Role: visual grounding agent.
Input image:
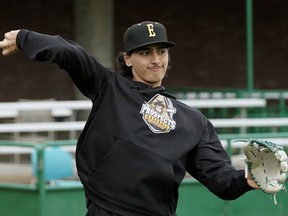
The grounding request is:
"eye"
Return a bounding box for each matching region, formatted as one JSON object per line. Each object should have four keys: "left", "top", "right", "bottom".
{"left": 158, "top": 48, "right": 168, "bottom": 55}
{"left": 139, "top": 50, "right": 150, "bottom": 56}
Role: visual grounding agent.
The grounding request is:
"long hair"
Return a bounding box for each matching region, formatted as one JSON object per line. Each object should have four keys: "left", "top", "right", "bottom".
{"left": 116, "top": 52, "right": 133, "bottom": 78}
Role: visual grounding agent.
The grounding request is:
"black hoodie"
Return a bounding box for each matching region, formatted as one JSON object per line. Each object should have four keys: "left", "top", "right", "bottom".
{"left": 17, "top": 30, "right": 252, "bottom": 216}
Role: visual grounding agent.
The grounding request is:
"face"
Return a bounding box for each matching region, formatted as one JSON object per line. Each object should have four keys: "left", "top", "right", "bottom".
{"left": 124, "top": 44, "right": 169, "bottom": 87}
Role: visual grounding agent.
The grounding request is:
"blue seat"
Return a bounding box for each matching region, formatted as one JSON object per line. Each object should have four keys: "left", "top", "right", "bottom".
{"left": 32, "top": 147, "right": 74, "bottom": 182}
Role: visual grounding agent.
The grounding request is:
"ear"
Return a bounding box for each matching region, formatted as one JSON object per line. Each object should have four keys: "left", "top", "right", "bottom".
{"left": 123, "top": 53, "right": 132, "bottom": 67}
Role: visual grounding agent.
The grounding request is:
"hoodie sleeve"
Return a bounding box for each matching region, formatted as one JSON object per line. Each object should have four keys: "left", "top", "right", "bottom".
{"left": 16, "top": 29, "right": 113, "bottom": 100}
{"left": 186, "top": 120, "right": 253, "bottom": 200}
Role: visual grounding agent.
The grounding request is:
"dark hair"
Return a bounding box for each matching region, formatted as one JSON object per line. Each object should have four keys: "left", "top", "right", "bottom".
{"left": 116, "top": 52, "right": 133, "bottom": 78}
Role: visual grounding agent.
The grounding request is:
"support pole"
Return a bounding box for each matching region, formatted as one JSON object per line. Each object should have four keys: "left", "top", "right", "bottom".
{"left": 246, "top": 0, "right": 254, "bottom": 94}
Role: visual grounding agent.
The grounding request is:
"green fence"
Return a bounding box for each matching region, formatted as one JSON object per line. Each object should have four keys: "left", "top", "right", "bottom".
{"left": 0, "top": 137, "right": 287, "bottom": 216}
{"left": 0, "top": 140, "right": 86, "bottom": 216}
{"left": 168, "top": 88, "right": 288, "bottom": 119}
{"left": 178, "top": 178, "right": 288, "bottom": 216}
{"left": 0, "top": 184, "right": 86, "bottom": 216}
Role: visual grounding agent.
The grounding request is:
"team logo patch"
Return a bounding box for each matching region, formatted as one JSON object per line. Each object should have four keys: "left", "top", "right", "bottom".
{"left": 140, "top": 94, "right": 176, "bottom": 134}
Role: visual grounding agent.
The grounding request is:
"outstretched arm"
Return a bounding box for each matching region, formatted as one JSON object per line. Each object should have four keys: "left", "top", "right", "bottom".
{"left": 0, "top": 30, "right": 20, "bottom": 56}
{"left": 0, "top": 29, "right": 113, "bottom": 100}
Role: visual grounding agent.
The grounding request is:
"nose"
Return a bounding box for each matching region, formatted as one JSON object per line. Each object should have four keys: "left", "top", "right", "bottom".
{"left": 151, "top": 51, "right": 161, "bottom": 64}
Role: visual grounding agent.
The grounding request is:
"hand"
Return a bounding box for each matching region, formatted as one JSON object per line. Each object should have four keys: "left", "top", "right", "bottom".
{"left": 247, "top": 178, "right": 260, "bottom": 189}
{"left": 0, "top": 30, "right": 20, "bottom": 56}
{"left": 245, "top": 168, "right": 260, "bottom": 189}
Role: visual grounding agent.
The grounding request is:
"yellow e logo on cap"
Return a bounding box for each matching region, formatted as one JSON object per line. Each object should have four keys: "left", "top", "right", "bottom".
{"left": 146, "top": 24, "right": 156, "bottom": 37}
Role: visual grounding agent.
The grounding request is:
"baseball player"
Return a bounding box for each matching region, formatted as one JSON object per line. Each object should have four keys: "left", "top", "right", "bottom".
{"left": 0, "top": 21, "right": 259, "bottom": 216}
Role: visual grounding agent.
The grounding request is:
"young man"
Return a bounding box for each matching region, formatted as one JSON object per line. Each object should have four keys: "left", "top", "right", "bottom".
{"left": 0, "top": 21, "right": 258, "bottom": 216}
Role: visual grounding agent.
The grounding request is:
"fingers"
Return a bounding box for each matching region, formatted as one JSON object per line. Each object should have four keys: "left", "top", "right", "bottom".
{"left": 0, "top": 39, "right": 9, "bottom": 56}
{"left": 0, "top": 39, "right": 14, "bottom": 56}
{"left": 247, "top": 179, "right": 260, "bottom": 189}
{"left": 0, "top": 30, "right": 20, "bottom": 56}
{"left": 0, "top": 38, "right": 7, "bottom": 49}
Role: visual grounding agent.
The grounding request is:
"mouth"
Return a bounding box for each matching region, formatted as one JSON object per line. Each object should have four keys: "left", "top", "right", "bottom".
{"left": 148, "top": 66, "right": 163, "bottom": 72}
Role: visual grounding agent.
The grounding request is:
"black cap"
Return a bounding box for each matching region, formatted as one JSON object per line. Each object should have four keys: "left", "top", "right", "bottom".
{"left": 123, "top": 21, "right": 175, "bottom": 53}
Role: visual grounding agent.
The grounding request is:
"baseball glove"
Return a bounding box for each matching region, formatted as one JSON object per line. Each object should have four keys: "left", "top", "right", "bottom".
{"left": 240, "top": 139, "right": 288, "bottom": 204}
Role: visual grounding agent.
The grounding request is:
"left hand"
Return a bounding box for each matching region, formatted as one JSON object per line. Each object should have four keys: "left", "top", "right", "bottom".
{"left": 246, "top": 168, "right": 260, "bottom": 189}
{"left": 247, "top": 178, "right": 260, "bottom": 189}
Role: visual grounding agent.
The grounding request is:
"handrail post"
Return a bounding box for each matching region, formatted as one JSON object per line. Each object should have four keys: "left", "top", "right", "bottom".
{"left": 36, "top": 145, "right": 46, "bottom": 216}
{"left": 246, "top": 0, "right": 254, "bottom": 94}
{"left": 227, "top": 138, "right": 233, "bottom": 156}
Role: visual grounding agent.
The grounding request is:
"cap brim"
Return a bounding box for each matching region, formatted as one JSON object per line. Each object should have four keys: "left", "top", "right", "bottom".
{"left": 128, "top": 41, "right": 175, "bottom": 53}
